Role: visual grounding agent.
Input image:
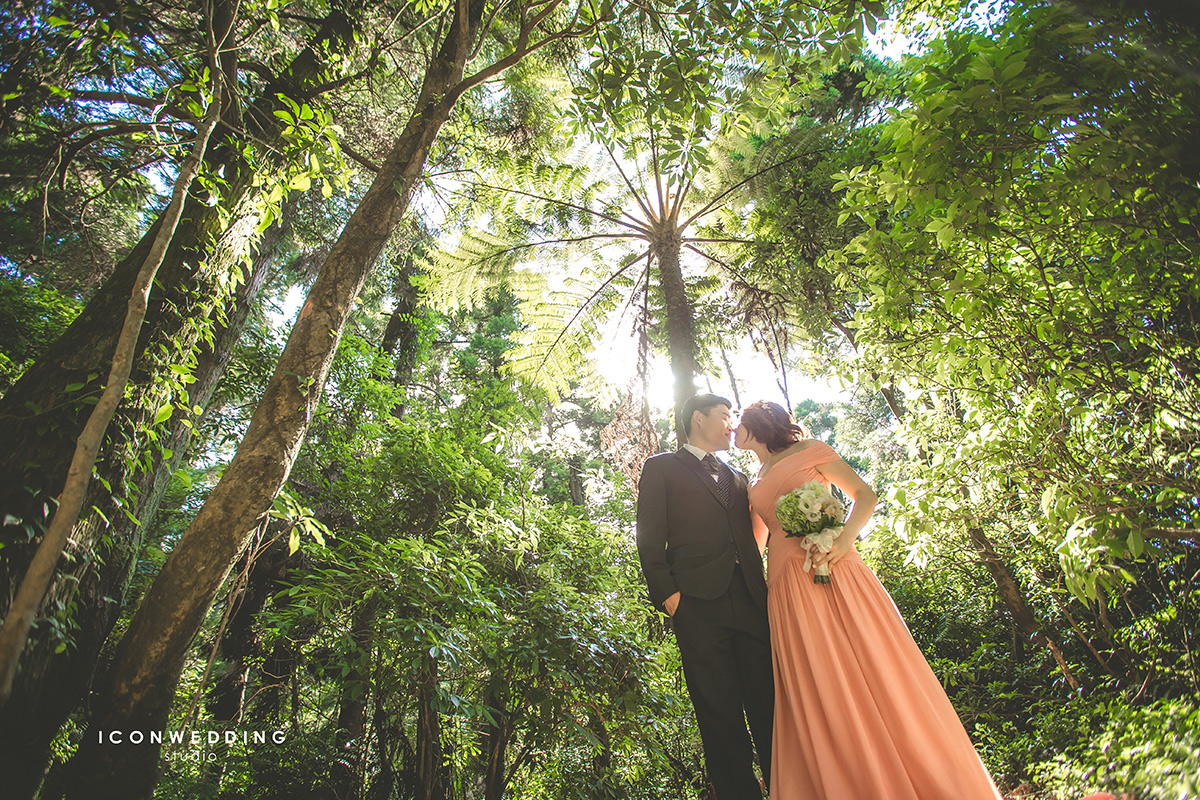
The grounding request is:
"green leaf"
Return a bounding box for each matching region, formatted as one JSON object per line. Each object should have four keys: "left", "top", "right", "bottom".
{"left": 154, "top": 404, "right": 173, "bottom": 424}
{"left": 1127, "top": 530, "right": 1145, "bottom": 559}
{"left": 1000, "top": 60, "right": 1025, "bottom": 81}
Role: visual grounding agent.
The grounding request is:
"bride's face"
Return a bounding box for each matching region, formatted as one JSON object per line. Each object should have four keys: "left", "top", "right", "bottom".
{"left": 734, "top": 423, "right": 751, "bottom": 449}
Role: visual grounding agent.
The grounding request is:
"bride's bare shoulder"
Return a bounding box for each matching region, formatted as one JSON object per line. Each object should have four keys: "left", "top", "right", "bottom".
{"left": 759, "top": 439, "right": 823, "bottom": 479}
{"left": 782, "top": 439, "right": 822, "bottom": 458}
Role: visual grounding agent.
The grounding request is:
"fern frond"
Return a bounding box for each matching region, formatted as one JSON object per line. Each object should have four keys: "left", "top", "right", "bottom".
{"left": 506, "top": 252, "right": 646, "bottom": 400}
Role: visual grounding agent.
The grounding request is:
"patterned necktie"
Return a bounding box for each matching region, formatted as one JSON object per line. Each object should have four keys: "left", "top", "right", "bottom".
{"left": 702, "top": 453, "right": 732, "bottom": 507}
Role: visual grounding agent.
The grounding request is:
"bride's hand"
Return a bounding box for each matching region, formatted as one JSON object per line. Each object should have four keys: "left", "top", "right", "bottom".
{"left": 811, "top": 531, "right": 856, "bottom": 568}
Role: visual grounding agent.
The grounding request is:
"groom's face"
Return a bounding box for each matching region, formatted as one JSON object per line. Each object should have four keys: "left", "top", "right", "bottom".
{"left": 691, "top": 403, "right": 733, "bottom": 452}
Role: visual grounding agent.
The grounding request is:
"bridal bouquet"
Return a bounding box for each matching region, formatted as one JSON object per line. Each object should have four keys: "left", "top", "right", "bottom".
{"left": 775, "top": 481, "right": 847, "bottom": 585}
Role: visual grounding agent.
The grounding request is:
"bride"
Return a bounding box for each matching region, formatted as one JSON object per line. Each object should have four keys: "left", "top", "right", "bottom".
{"left": 735, "top": 400, "right": 1002, "bottom": 800}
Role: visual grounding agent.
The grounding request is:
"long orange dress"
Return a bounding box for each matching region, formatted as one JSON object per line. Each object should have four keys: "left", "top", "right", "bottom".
{"left": 748, "top": 442, "right": 1002, "bottom": 800}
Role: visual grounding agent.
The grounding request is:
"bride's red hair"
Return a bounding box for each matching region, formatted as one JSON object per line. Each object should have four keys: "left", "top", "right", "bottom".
{"left": 740, "top": 401, "right": 809, "bottom": 453}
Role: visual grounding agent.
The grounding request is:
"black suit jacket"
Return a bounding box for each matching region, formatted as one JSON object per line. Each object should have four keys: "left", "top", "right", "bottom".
{"left": 636, "top": 450, "right": 768, "bottom": 613}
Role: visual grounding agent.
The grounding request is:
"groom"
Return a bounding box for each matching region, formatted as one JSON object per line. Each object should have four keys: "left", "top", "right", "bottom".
{"left": 636, "top": 393, "right": 774, "bottom": 799}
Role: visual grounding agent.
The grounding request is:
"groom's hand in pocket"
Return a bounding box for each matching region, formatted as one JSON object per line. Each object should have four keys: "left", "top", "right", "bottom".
{"left": 664, "top": 591, "right": 681, "bottom": 616}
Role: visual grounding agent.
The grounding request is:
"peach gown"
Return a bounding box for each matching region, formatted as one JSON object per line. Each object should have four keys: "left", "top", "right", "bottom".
{"left": 748, "top": 442, "right": 1002, "bottom": 800}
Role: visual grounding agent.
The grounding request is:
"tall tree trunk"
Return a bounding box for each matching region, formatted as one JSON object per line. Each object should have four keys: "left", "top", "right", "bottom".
{"left": 367, "top": 673, "right": 396, "bottom": 800}
{"left": 204, "top": 534, "right": 293, "bottom": 722}
{"left": 568, "top": 455, "right": 586, "bottom": 506}
{"left": 331, "top": 597, "right": 379, "bottom": 800}
{"left": 381, "top": 258, "right": 423, "bottom": 416}
{"left": 718, "top": 340, "right": 741, "bottom": 409}
{"left": 60, "top": 2, "right": 489, "bottom": 795}
{"left": 589, "top": 706, "right": 612, "bottom": 777}
{"left": 0, "top": 9, "right": 353, "bottom": 606}
{"left": 0, "top": 15, "right": 354, "bottom": 794}
{"left": 345, "top": 255, "right": 422, "bottom": 427}
{"left": 0, "top": 14, "right": 230, "bottom": 795}
{"left": 251, "top": 596, "right": 320, "bottom": 725}
{"left": 482, "top": 694, "right": 510, "bottom": 800}
{"left": 0, "top": 76, "right": 224, "bottom": 692}
{"left": 653, "top": 232, "right": 696, "bottom": 447}
{"left": 416, "top": 652, "right": 447, "bottom": 800}
{"left": 0, "top": 188, "right": 284, "bottom": 800}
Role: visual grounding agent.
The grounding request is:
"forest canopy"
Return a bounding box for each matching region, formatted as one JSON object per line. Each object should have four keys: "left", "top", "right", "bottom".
{"left": 0, "top": 0, "right": 1196, "bottom": 798}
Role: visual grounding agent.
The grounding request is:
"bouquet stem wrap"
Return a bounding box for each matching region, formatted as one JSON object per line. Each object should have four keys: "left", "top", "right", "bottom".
{"left": 801, "top": 529, "right": 838, "bottom": 585}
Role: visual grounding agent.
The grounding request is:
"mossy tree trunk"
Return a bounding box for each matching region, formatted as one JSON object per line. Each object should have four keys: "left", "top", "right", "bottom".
{"left": 0, "top": 14, "right": 357, "bottom": 797}
{"left": 58, "top": 0, "right": 594, "bottom": 794}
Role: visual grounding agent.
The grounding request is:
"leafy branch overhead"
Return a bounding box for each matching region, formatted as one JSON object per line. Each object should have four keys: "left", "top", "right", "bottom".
{"left": 425, "top": 1, "right": 886, "bottom": 438}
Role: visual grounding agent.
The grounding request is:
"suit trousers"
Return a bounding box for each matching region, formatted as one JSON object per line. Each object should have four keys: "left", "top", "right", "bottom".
{"left": 672, "top": 569, "right": 774, "bottom": 799}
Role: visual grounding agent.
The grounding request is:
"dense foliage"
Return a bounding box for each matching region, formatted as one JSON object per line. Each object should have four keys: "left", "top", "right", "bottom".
{"left": 0, "top": 0, "right": 1196, "bottom": 798}
{"left": 835, "top": 2, "right": 1199, "bottom": 600}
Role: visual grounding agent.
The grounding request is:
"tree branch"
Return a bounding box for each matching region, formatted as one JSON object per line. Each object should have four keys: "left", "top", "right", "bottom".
{"left": 70, "top": 90, "right": 166, "bottom": 112}
{"left": 681, "top": 151, "right": 810, "bottom": 229}
{"left": 595, "top": 125, "right": 656, "bottom": 225}
{"left": 56, "top": 122, "right": 192, "bottom": 190}
{"left": 451, "top": 0, "right": 605, "bottom": 102}
{"left": 340, "top": 140, "right": 382, "bottom": 173}
{"left": 238, "top": 59, "right": 278, "bottom": 85}
{"left": 1144, "top": 527, "right": 1199, "bottom": 540}
{"left": 299, "top": 52, "right": 380, "bottom": 100}
{"left": 530, "top": 254, "right": 646, "bottom": 381}
{"left": 464, "top": 180, "right": 650, "bottom": 235}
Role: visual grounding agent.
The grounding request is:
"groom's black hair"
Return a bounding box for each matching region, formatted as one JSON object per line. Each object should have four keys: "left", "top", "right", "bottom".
{"left": 680, "top": 393, "right": 732, "bottom": 438}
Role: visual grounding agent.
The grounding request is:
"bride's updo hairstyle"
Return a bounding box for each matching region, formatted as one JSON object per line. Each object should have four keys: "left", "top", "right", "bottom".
{"left": 740, "top": 401, "right": 809, "bottom": 453}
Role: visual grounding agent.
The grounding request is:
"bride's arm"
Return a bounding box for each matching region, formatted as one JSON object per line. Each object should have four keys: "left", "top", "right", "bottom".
{"left": 751, "top": 510, "right": 769, "bottom": 555}
{"left": 812, "top": 455, "right": 878, "bottom": 568}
